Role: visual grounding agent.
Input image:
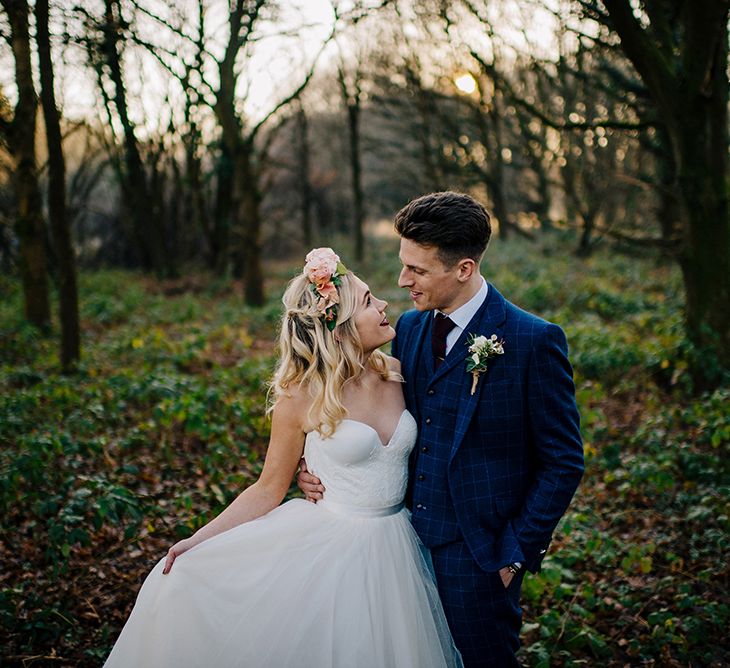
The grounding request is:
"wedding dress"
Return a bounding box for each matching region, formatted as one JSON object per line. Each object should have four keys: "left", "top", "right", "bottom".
{"left": 104, "top": 410, "right": 462, "bottom": 668}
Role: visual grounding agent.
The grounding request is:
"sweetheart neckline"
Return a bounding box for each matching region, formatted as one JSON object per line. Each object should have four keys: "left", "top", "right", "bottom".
{"left": 340, "top": 409, "right": 409, "bottom": 448}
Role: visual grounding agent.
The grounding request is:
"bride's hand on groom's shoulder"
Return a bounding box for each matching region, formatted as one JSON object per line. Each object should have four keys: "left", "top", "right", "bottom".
{"left": 162, "top": 538, "right": 195, "bottom": 575}
{"left": 297, "top": 458, "right": 324, "bottom": 502}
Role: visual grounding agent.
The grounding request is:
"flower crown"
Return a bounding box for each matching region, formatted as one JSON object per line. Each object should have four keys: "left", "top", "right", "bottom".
{"left": 303, "top": 248, "right": 348, "bottom": 331}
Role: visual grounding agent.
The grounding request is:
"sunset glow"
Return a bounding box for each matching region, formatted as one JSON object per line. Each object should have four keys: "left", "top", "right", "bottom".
{"left": 454, "top": 73, "right": 477, "bottom": 94}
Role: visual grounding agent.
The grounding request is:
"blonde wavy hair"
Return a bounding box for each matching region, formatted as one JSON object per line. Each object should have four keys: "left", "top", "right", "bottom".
{"left": 269, "top": 271, "right": 401, "bottom": 437}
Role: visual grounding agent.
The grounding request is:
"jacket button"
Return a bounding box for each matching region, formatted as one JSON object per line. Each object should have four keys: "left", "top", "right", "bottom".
{"left": 427, "top": 389, "right": 435, "bottom": 395}
{"left": 418, "top": 474, "right": 425, "bottom": 481}
{"left": 416, "top": 503, "right": 423, "bottom": 509}
{"left": 425, "top": 417, "right": 431, "bottom": 425}
{"left": 421, "top": 446, "right": 428, "bottom": 453}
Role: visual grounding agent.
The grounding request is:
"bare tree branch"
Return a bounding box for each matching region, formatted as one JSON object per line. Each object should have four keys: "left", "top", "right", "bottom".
{"left": 332, "top": 0, "right": 393, "bottom": 24}
{"left": 128, "top": 0, "right": 193, "bottom": 43}
{"left": 596, "top": 223, "right": 682, "bottom": 248}
{"left": 542, "top": 5, "right": 619, "bottom": 51}
{"left": 601, "top": 0, "right": 677, "bottom": 109}
{"left": 470, "top": 47, "right": 655, "bottom": 131}
{"left": 250, "top": 19, "right": 337, "bottom": 139}
{"left": 258, "top": 109, "right": 296, "bottom": 171}
{"left": 234, "top": 0, "right": 266, "bottom": 51}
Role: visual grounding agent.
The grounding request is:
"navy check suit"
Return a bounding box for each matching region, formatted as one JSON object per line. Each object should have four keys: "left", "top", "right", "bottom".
{"left": 392, "top": 283, "right": 584, "bottom": 667}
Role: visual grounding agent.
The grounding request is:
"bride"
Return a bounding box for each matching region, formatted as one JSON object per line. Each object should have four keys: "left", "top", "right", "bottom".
{"left": 104, "top": 248, "right": 462, "bottom": 668}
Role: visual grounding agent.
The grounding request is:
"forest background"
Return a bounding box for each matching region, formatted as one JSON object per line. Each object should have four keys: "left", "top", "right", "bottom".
{"left": 0, "top": 0, "right": 728, "bottom": 666}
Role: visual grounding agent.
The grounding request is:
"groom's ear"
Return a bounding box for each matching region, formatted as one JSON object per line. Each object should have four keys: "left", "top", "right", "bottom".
{"left": 456, "top": 258, "right": 477, "bottom": 282}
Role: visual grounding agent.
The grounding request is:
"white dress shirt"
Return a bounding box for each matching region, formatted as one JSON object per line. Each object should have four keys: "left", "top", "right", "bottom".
{"left": 435, "top": 278, "right": 489, "bottom": 356}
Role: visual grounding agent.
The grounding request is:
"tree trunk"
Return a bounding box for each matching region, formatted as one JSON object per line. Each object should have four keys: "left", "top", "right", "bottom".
{"left": 575, "top": 209, "right": 597, "bottom": 257}
{"left": 296, "top": 104, "right": 313, "bottom": 248}
{"left": 676, "top": 92, "right": 730, "bottom": 374}
{"left": 488, "top": 172, "right": 510, "bottom": 240}
{"left": 215, "top": 101, "right": 244, "bottom": 281}
{"left": 184, "top": 118, "right": 207, "bottom": 264}
{"left": 683, "top": 22, "right": 729, "bottom": 372}
{"left": 645, "top": 126, "right": 679, "bottom": 251}
{"left": 4, "top": 0, "right": 51, "bottom": 330}
{"left": 473, "top": 86, "right": 511, "bottom": 239}
{"left": 406, "top": 68, "right": 441, "bottom": 191}
{"left": 487, "top": 93, "right": 510, "bottom": 239}
{"left": 347, "top": 101, "right": 365, "bottom": 261}
{"left": 211, "top": 146, "right": 233, "bottom": 274}
{"left": 36, "top": 0, "right": 80, "bottom": 370}
{"left": 102, "top": 0, "right": 167, "bottom": 276}
{"left": 603, "top": 0, "right": 730, "bottom": 378}
{"left": 169, "top": 148, "right": 183, "bottom": 267}
{"left": 238, "top": 143, "right": 264, "bottom": 306}
{"left": 338, "top": 64, "right": 365, "bottom": 261}
{"left": 212, "top": 3, "right": 267, "bottom": 304}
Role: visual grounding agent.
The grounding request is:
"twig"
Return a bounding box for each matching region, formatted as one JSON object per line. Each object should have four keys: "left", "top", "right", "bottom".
{"left": 551, "top": 584, "right": 582, "bottom": 651}
{"left": 1, "top": 655, "right": 67, "bottom": 667}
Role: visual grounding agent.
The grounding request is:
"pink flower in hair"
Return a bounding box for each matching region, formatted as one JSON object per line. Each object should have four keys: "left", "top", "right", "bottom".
{"left": 304, "top": 248, "right": 340, "bottom": 283}
{"left": 303, "top": 248, "right": 348, "bottom": 331}
{"left": 315, "top": 281, "right": 339, "bottom": 312}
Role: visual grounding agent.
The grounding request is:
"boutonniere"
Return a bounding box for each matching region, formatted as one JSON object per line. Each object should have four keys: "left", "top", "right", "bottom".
{"left": 466, "top": 334, "right": 505, "bottom": 395}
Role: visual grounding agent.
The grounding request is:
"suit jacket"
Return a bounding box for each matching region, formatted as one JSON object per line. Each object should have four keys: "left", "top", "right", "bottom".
{"left": 391, "top": 283, "right": 584, "bottom": 573}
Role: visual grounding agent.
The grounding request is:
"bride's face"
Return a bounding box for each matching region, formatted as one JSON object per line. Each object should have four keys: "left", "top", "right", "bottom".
{"left": 350, "top": 276, "right": 396, "bottom": 352}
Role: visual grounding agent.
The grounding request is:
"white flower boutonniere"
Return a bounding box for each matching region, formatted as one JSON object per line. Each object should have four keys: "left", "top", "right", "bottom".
{"left": 466, "top": 334, "right": 505, "bottom": 395}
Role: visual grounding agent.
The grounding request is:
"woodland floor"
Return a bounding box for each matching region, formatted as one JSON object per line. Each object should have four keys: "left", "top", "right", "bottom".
{"left": 1, "top": 235, "right": 728, "bottom": 666}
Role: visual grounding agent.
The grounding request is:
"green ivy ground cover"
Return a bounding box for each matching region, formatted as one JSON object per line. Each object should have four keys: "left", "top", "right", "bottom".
{"left": 1, "top": 237, "right": 728, "bottom": 666}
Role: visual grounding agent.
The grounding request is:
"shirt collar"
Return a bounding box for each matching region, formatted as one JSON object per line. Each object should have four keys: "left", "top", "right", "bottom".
{"left": 435, "top": 278, "right": 488, "bottom": 331}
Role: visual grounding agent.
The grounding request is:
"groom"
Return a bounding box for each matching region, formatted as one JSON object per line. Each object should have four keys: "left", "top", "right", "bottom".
{"left": 302, "top": 191, "right": 584, "bottom": 666}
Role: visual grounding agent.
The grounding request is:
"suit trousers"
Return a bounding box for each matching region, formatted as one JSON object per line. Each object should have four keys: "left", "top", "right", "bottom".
{"left": 430, "top": 540, "right": 523, "bottom": 668}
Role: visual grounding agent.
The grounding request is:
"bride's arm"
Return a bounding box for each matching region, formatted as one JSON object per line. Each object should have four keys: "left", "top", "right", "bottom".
{"left": 163, "top": 392, "right": 307, "bottom": 573}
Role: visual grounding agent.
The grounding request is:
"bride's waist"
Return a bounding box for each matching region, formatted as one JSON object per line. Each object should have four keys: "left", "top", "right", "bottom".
{"left": 317, "top": 498, "right": 405, "bottom": 518}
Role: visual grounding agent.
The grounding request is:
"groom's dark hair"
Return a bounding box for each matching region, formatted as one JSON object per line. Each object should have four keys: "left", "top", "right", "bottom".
{"left": 394, "top": 191, "right": 491, "bottom": 268}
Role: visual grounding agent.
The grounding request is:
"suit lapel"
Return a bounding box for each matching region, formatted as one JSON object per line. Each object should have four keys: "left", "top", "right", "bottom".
{"left": 402, "top": 283, "right": 508, "bottom": 457}
{"left": 402, "top": 311, "right": 432, "bottom": 423}
{"left": 444, "top": 284, "right": 508, "bottom": 459}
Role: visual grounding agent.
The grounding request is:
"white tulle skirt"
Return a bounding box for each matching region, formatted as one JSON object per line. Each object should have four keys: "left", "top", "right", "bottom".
{"left": 104, "top": 498, "right": 462, "bottom": 668}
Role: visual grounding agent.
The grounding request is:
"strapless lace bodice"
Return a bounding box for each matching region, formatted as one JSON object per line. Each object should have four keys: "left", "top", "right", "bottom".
{"left": 303, "top": 410, "right": 417, "bottom": 511}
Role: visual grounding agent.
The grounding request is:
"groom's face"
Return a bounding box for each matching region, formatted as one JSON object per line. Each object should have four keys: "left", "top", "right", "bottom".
{"left": 398, "top": 238, "right": 463, "bottom": 313}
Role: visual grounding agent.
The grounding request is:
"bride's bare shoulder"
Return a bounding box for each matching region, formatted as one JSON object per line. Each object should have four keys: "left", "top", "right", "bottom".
{"left": 271, "top": 383, "right": 311, "bottom": 425}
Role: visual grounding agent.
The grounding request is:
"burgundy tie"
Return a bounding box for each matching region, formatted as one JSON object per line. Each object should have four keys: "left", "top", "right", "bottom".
{"left": 432, "top": 313, "right": 457, "bottom": 369}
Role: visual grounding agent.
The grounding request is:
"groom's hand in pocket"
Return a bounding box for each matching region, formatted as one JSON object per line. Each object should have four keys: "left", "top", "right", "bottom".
{"left": 297, "top": 458, "right": 325, "bottom": 502}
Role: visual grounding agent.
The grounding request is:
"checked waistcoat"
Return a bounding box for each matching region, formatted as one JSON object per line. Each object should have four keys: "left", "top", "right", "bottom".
{"left": 407, "top": 336, "right": 462, "bottom": 547}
